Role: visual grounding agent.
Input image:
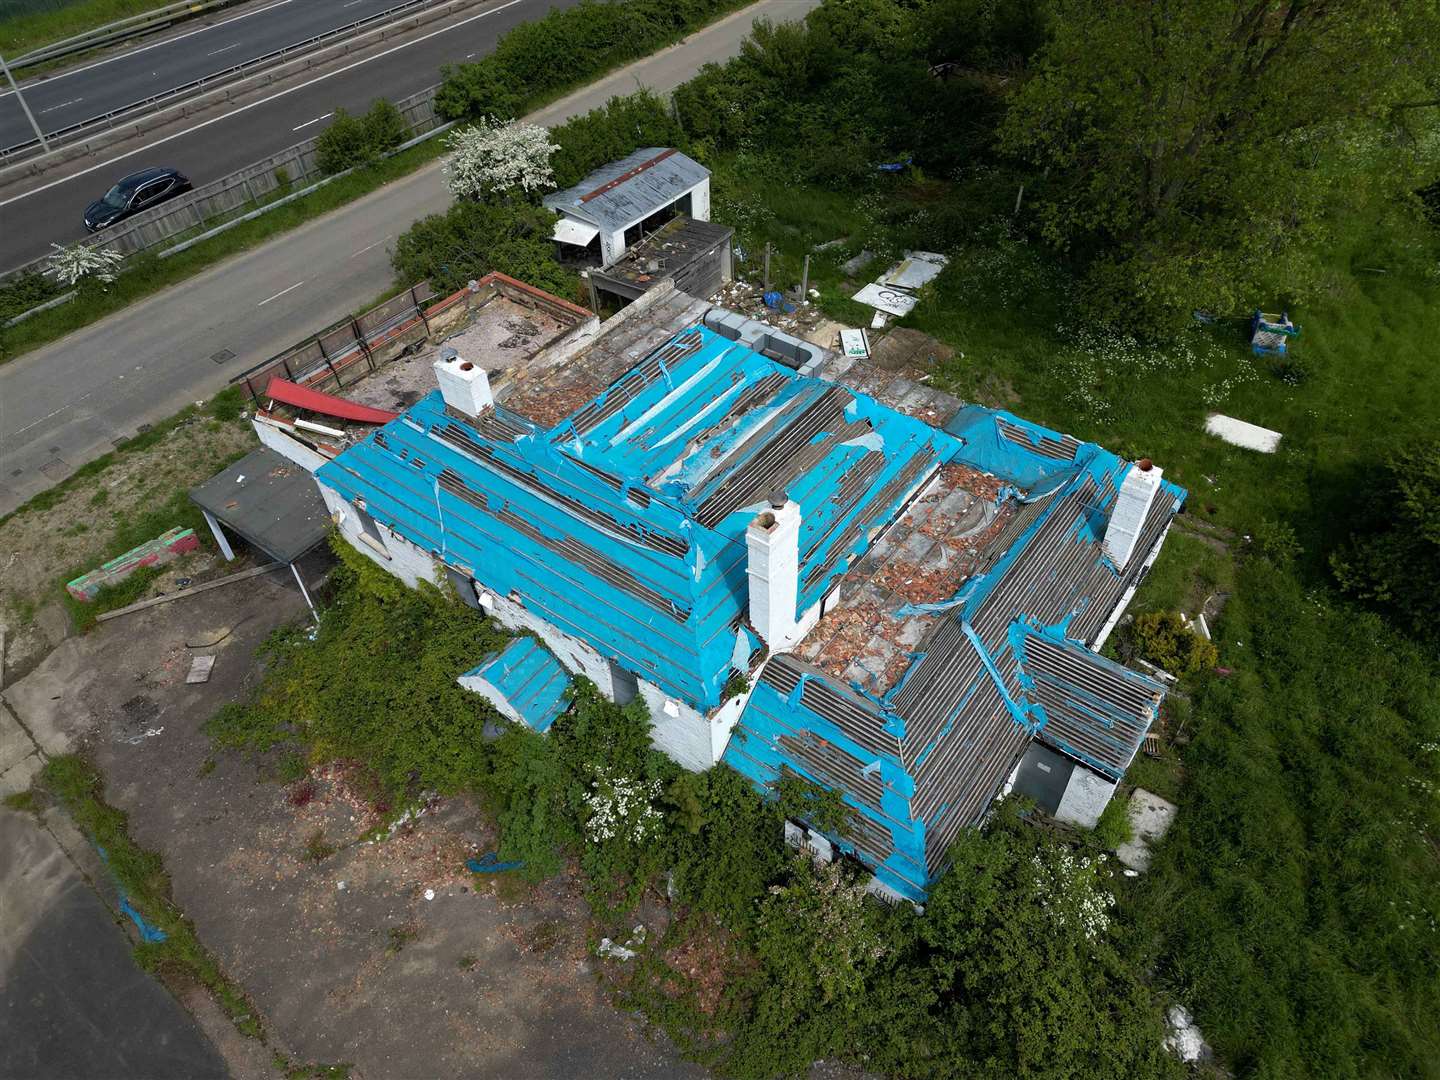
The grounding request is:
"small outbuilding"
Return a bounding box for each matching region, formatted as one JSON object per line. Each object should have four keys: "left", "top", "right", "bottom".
{"left": 544, "top": 148, "right": 711, "bottom": 266}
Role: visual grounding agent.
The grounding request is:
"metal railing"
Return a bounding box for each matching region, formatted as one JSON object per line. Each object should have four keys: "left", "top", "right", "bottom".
{"left": 8, "top": 0, "right": 243, "bottom": 71}
{"left": 0, "top": 0, "right": 455, "bottom": 164}
{"left": 231, "top": 281, "right": 438, "bottom": 402}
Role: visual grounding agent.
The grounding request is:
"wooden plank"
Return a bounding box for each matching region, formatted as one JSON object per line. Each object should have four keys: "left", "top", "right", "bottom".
{"left": 95, "top": 563, "right": 285, "bottom": 622}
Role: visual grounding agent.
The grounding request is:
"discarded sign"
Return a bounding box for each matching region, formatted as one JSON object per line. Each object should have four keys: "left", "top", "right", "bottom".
{"left": 852, "top": 283, "right": 917, "bottom": 317}
{"left": 840, "top": 328, "right": 869, "bottom": 359}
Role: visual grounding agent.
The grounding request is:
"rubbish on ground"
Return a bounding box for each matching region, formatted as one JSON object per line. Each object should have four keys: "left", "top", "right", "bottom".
{"left": 877, "top": 251, "right": 948, "bottom": 291}
{"left": 877, "top": 157, "right": 913, "bottom": 172}
{"left": 1249, "top": 310, "right": 1298, "bottom": 356}
{"left": 95, "top": 563, "right": 284, "bottom": 622}
{"left": 337, "top": 880, "right": 348, "bottom": 891}
{"left": 185, "top": 655, "right": 215, "bottom": 684}
{"left": 66, "top": 527, "right": 200, "bottom": 601}
{"left": 840, "top": 328, "right": 870, "bottom": 359}
{"left": 467, "top": 852, "right": 523, "bottom": 874}
{"left": 870, "top": 310, "right": 888, "bottom": 329}
{"left": 598, "top": 937, "right": 635, "bottom": 961}
{"left": 852, "top": 283, "right": 918, "bottom": 317}
{"left": 424, "top": 888, "right": 436, "bottom": 901}
{"left": 1204, "top": 413, "right": 1282, "bottom": 453}
{"left": 1116, "top": 789, "right": 1178, "bottom": 871}
{"left": 1164, "top": 1005, "right": 1211, "bottom": 1063}
{"left": 763, "top": 290, "right": 783, "bottom": 310}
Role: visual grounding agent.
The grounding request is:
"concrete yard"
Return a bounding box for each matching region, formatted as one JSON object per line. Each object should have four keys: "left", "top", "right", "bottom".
{"left": 2, "top": 563, "right": 705, "bottom": 1078}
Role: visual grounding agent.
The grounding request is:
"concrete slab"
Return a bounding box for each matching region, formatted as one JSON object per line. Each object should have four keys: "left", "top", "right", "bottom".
{"left": 1116, "top": 788, "right": 1178, "bottom": 871}
{"left": 0, "top": 750, "right": 42, "bottom": 797}
{"left": 0, "top": 810, "right": 228, "bottom": 1080}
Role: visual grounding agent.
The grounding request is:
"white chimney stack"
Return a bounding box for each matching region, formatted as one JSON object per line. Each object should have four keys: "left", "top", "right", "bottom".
{"left": 747, "top": 493, "right": 802, "bottom": 650}
{"left": 1103, "top": 459, "right": 1164, "bottom": 570}
{"left": 434, "top": 347, "right": 492, "bottom": 417}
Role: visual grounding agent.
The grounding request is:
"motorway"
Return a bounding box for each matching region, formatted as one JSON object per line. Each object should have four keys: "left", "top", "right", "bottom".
{"left": 0, "top": 0, "right": 580, "bottom": 271}
{"left": 0, "top": 0, "right": 429, "bottom": 150}
{"left": 0, "top": 0, "right": 820, "bottom": 516}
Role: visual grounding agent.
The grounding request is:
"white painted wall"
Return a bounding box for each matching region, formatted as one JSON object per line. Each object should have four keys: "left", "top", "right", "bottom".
{"left": 319, "top": 482, "right": 439, "bottom": 590}
{"left": 253, "top": 418, "right": 330, "bottom": 473}
{"left": 1054, "top": 766, "right": 1117, "bottom": 828}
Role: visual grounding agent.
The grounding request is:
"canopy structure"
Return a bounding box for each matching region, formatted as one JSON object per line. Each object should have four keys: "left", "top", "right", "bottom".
{"left": 552, "top": 218, "right": 601, "bottom": 248}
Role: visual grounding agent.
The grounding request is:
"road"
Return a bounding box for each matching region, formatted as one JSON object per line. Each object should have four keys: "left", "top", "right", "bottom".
{"left": 0, "top": 0, "right": 579, "bottom": 271}
{"left": 0, "top": 0, "right": 429, "bottom": 151}
{"left": 0, "top": 0, "right": 819, "bottom": 516}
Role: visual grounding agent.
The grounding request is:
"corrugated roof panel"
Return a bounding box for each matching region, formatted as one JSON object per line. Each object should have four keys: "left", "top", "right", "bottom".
{"left": 467, "top": 637, "right": 572, "bottom": 733}
{"left": 543, "top": 148, "right": 710, "bottom": 232}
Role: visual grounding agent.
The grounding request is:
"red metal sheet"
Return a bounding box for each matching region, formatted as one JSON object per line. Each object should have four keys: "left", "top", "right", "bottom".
{"left": 264, "top": 377, "right": 398, "bottom": 424}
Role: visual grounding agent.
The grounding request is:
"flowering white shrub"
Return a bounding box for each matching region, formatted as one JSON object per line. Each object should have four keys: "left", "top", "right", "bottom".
{"left": 1030, "top": 849, "right": 1115, "bottom": 941}
{"left": 47, "top": 242, "right": 124, "bottom": 287}
{"left": 583, "top": 767, "right": 663, "bottom": 845}
{"left": 443, "top": 118, "right": 557, "bottom": 200}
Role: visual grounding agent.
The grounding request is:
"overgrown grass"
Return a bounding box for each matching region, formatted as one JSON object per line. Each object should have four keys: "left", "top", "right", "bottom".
{"left": 38, "top": 754, "right": 265, "bottom": 1039}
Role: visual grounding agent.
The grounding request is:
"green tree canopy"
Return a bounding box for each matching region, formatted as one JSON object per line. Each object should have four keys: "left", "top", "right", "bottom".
{"left": 1001, "top": 0, "right": 1440, "bottom": 324}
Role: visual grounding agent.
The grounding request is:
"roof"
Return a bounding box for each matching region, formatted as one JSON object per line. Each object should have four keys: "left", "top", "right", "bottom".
{"left": 464, "top": 637, "right": 571, "bottom": 733}
{"left": 316, "top": 315, "right": 954, "bottom": 712}
{"left": 723, "top": 409, "right": 1186, "bottom": 900}
{"left": 592, "top": 216, "right": 734, "bottom": 298}
{"left": 543, "top": 148, "right": 709, "bottom": 232}
{"left": 190, "top": 447, "right": 329, "bottom": 563}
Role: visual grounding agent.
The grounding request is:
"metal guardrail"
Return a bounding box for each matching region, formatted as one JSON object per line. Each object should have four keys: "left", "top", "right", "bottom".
{"left": 9, "top": 0, "right": 242, "bottom": 70}
{"left": 0, "top": 0, "right": 453, "bottom": 164}
{"left": 0, "top": 82, "right": 443, "bottom": 287}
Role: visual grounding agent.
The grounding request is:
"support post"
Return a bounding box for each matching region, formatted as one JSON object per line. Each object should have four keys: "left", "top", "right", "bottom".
{"left": 202, "top": 509, "right": 235, "bottom": 561}
{"left": 799, "top": 255, "right": 810, "bottom": 302}
{"left": 291, "top": 562, "right": 319, "bottom": 625}
{"left": 584, "top": 271, "right": 599, "bottom": 314}
{"left": 0, "top": 53, "right": 48, "bottom": 153}
{"left": 763, "top": 243, "right": 771, "bottom": 292}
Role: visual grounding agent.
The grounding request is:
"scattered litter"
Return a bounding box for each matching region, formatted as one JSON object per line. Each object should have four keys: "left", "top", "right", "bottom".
{"left": 598, "top": 938, "right": 636, "bottom": 961}
{"left": 807, "top": 288, "right": 820, "bottom": 298}
{"left": 597, "top": 924, "right": 647, "bottom": 961}
{"left": 870, "top": 310, "right": 888, "bottom": 329}
{"left": 1249, "top": 310, "right": 1298, "bottom": 356}
{"left": 1164, "top": 1004, "right": 1212, "bottom": 1063}
{"left": 1122, "top": 868, "right": 1139, "bottom": 878}
{"left": 424, "top": 888, "right": 436, "bottom": 901}
{"left": 877, "top": 250, "right": 948, "bottom": 291}
{"left": 763, "top": 290, "right": 783, "bottom": 311}
{"left": 185, "top": 655, "right": 215, "bottom": 684}
{"left": 467, "top": 851, "right": 523, "bottom": 874}
{"left": 337, "top": 880, "right": 348, "bottom": 891}
{"left": 1204, "top": 413, "right": 1282, "bottom": 453}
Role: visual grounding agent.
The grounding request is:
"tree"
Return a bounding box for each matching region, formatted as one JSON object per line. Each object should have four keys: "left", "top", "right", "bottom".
{"left": 443, "top": 118, "right": 557, "bottom": 200}
{"left": 1331, "top": 439, "right": 1440, "bottom": 638}
{"left": 1001, "top": 1, "right": 1440, "bottom": 325}
{"left": 315, "top": 100, "right": 408, "bottom": 175}
{"left": 390, "top": 197, "right": 572, "bottom": 296}
{"left": 47, "top": 242, "right": 123, "bottom": 288}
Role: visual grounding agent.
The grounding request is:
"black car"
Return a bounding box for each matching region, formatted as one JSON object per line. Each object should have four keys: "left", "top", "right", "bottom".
{"left": 83, "top": 167, "right": 192, "bottom": 232}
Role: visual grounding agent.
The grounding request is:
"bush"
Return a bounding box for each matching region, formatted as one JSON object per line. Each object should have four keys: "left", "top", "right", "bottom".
{"left": 434, "top": 0, "right": 746, "bottom": 123}
{"left": 1130, "top": 611, "right": 1218, "bottom": 676}
{"left": 315, "top": 100, "right": 409, "bottom": 175}
{"left": 391, "top": 196, "right": 571, "bottom": 296}
{"left": 0, "top": 269, "right": 64, "bottom": 322}
{"left": 549, "top": 91, "right": 682, "bottom": 190}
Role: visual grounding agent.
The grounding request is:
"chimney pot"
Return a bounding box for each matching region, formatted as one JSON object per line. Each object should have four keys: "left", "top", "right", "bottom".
{"left": 433, "top": 350, "right": 492, "bottom": 417}
{"left": 1137, "top": 458, "right": 1153, "bottom": 472}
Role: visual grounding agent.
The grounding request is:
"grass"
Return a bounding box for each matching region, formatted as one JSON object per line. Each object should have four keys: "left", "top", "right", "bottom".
{"left": 0, "top": 0, "right": 216, "bottom": 56}
{"left": 3, "top": 790, "right": 41, "bottom": 813}
{"left": 37, "top": 754, "right": 266, "bottom": 1039}
{"left": 302, "top": 827, "right": 336, "bottom": 863}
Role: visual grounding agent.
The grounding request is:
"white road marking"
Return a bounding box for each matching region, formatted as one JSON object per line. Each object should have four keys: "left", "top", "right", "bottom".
{"left": 39, "top": 98, "right": 82, "bottom": 114}
{"left": 344, "top": 0, "right": 367, "bottom": 6}
{"left": 350, "top": 235, "right": 390, "bottom": 257}
{"left": 257, "top": 280, "right": 305, "bottom": 306}
{"left": 0, "top": 0, "right": 297, "bottom": 96}
{"left": 0, "top": 0, "right": 529, "bottom": 211}
{"left": 207, "top": 42, "right": 242, "bottom": 57}
{"left": 292, "top": 111, "right": 333, "bottom": 131}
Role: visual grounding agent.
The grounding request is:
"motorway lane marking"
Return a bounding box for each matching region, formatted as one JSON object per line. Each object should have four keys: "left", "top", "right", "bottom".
{"left": 208, "top": 43, "right": 243, "bottom": 57}
{"left": 350, "top": 235, "right": 390, "bottom": 257}
{"left": 39, "top": 98, "right": 83, "bottom": 114}
{"left": 0, "top": 0, "right": 530, "bottom": 213}
{"left": 258, "top": 281, "right": 305, "bottom": 306}
{"left": 293, "top": 111, "right": 334, "bottom": 131}
{"left": 0, "top": 0, "right": 297, "bottom": 96}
